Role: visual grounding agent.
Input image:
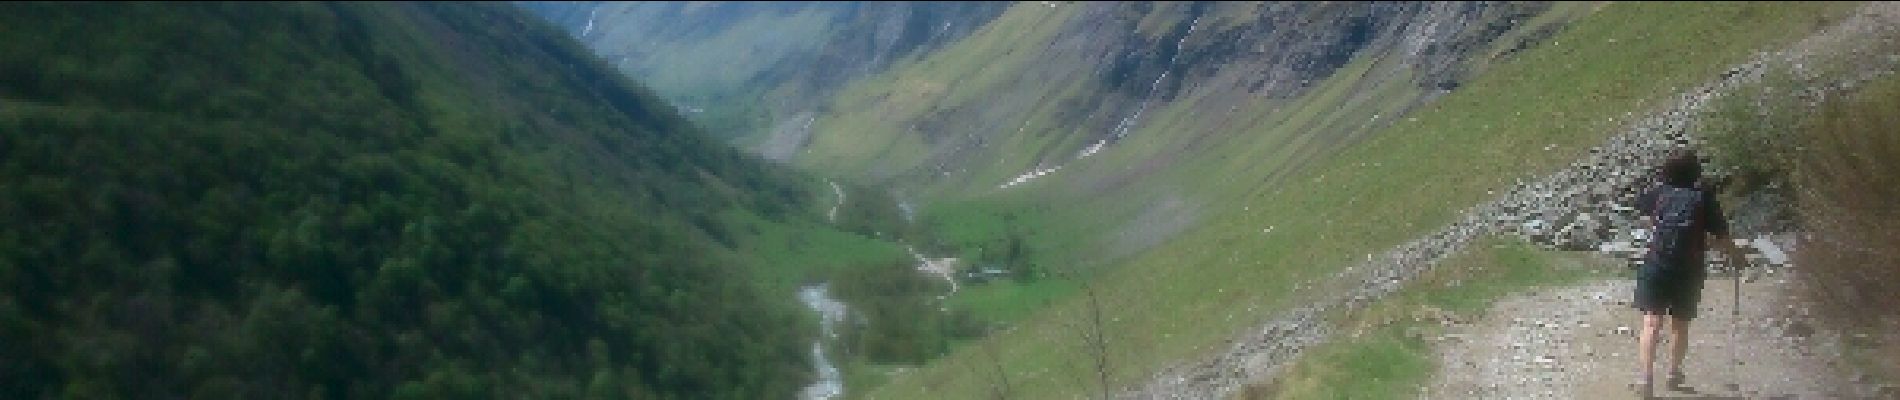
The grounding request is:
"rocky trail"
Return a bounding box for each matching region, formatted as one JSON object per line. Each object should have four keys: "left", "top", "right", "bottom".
{"left": 1425, "top": 264, "right": 1898, "bottom": 399}
{"left": 1124, "top": 3, "right": 1900, "bottom": 399}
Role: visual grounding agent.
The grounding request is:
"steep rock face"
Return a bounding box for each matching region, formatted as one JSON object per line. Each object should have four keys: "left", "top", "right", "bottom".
{"left": 1100, "top": 2, "right": 1544, "bottom": 101}
{"left": 518, "top": 1, "right": 1009, "bottom": 142}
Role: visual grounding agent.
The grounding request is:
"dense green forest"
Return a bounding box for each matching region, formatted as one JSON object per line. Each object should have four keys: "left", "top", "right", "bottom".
{"left": 0, "top": 2, "right": 833, "bottom": 398}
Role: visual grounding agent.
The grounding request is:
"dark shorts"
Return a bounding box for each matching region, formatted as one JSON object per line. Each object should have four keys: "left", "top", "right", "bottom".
{"left": 1634, "top": 261, "right": 1706, "bottom": 320}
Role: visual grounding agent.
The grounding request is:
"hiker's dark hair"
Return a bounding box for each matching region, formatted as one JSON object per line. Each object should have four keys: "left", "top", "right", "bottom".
{"left": 1660, "top": 150, "right": 1702, "bottom": 187}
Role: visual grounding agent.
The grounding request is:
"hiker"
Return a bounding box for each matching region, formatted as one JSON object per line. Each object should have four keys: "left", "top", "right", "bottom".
{"left": 1631, "top": 150, "right": 1750, "bottom": 396}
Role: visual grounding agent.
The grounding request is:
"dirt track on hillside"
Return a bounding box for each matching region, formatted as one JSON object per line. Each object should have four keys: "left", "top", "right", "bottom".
{"left": 1425, "top": 3, "right": 1900, "bottom": 397}
{"left": 1424, "top": 270, "right": 1897, "bottom": 399}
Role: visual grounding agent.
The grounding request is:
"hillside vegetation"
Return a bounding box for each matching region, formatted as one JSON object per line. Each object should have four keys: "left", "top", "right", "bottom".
{"left": 1701, "top": 44, "right": 1900, "bottom": 380}
{"left": 0, "top": 2, "right": 902, "bottom": 398}
{"left": 1248, "top": 237, "right": 1609, "bottom": 399}
{"left": 849, "top": 2, "right": 1855, "bottom": 398}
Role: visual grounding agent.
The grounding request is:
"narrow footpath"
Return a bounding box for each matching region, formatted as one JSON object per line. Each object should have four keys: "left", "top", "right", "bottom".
{"left": 1424, "top": 268, "right": 1895, "bottom": 399}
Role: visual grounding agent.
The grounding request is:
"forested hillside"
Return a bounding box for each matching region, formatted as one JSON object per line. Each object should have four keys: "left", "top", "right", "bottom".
{"left": 0, "top": 2, "right": 835, "bottom": 398}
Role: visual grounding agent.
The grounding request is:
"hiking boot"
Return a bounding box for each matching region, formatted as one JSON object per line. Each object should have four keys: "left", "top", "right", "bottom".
{"left": 1665, "top": 370, "right": 1686, "bottom": 389}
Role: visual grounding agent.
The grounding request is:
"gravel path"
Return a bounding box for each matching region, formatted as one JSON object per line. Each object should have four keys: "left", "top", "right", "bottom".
{"left": 1424, "top": 271, "right": 1895, "bottom": 399}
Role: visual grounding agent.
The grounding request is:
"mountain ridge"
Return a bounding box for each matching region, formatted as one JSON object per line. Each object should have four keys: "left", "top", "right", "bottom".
{"left": 518, "top": 1, "right": 1011, "bottom": 145}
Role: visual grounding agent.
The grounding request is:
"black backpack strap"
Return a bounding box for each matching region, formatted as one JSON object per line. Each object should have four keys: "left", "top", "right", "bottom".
{"left": 1649, "top": 186, "right": 1666, "bottom": 251}
{"left": 1652, "top": 187, "right": 1667, "bottom": 220}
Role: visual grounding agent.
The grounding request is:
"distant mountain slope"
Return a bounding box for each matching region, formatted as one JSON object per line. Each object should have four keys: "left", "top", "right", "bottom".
{"left": 802, "top": 2, "right": 1570, "bottom": 195}
{"left": 517, "top": 1, "right": 1010, "bottom": 145}
{"left": 0, "top": 2, "right": 832, "bottom": 398}
{"left": 774, "top": 1, "right": 1592, "bottom": 285}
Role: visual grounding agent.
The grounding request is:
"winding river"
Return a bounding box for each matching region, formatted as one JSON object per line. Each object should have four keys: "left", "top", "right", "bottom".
{"left": 798, "top": 189, "right": 959, "bottom": 398}
{"left": 797, "top": 284, "right": 847, "bottom": 400}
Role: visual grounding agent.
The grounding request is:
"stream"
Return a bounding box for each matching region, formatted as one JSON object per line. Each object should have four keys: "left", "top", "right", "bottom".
{"left": 798, "top": 188, "right": 957, "bottom": 398}
{"left": 797, "top": 284, "right": 847, "bottom": 400}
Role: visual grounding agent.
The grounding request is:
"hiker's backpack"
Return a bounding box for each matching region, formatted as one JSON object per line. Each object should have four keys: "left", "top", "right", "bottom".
{"left": 1649, "top": 186, "right": 1705, "bottom": 264}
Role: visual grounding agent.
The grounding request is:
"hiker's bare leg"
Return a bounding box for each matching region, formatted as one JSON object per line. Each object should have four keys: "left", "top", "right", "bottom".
{"left": 1638, "top": 313, "right": 1665, "bottom": 379}
{"left": 1668, "top": 316, "right": 1691, "bottom": 375}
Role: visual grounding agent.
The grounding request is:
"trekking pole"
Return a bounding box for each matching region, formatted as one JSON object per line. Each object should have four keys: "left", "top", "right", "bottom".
{"left": 1727, "top": 246, "right": 1742, "bottom": 394}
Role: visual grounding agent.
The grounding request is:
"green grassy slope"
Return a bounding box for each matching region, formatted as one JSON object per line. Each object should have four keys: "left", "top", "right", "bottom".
{"left": 795, "top": 2, "right": 1081, "bottom": 190}
{"left": 793, "top": 2, "right": 1591, "bottom": 337}
{"left": 0, "top": 2, "right": 903, "bottom": 398}
{"left": 1251, "top": 237, "right": 1610, "bottom": 399}
{"left": 1261, "top": 58, "right": 1900, "bottom": 399}
{"left": 798, "top": 2, "right": 1598, "bottom": 291}
{"left": 857, "top": 2, "right": 1856, "bottom": 398}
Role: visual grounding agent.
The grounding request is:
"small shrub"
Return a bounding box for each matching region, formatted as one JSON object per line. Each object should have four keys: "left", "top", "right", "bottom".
{"left": 1790, "top": 74, "right": 1900, "bottom": 327}
{"left": 1701, "top": 65, "right": 1813, "bottom": 194}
